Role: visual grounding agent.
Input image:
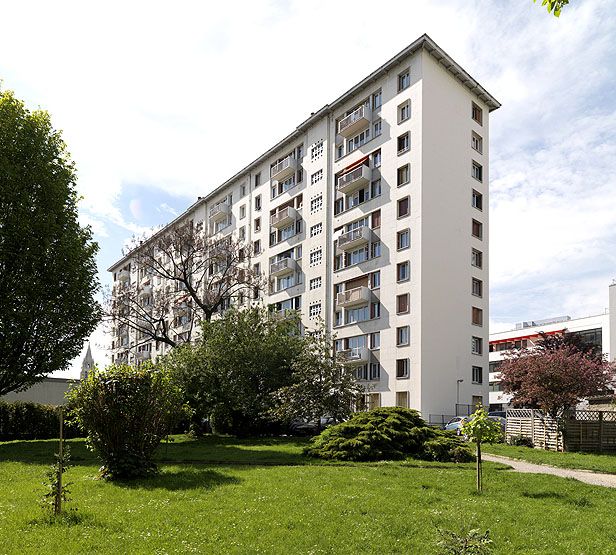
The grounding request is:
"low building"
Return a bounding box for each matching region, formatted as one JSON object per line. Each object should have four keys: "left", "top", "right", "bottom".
{"left": 0, "top": 377, "right": 77, "bottom": 406}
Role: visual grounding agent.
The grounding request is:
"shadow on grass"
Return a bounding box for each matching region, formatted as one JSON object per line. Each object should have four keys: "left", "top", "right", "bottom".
{"left": 522, "top": 490, "right": 593, "bottom": 507}
{"left": 0, "top": 438, "right": 96, "bottom": 465}
{"left": 112, "top": 467, "right": 242, "bottom": 491}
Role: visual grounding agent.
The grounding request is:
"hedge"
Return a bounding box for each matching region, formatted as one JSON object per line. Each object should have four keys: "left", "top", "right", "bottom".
{"left": 0, "top": 401, "right": 80, "bottom": 441}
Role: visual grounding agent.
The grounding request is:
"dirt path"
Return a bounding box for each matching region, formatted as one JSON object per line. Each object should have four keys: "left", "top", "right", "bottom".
{"left": 483, "top": 454, "right": 616, "bottom": 488}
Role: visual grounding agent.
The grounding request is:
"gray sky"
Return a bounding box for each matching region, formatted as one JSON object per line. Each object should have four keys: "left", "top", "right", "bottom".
{"left": 1, "top": 0, "right": 615, "bottom": 376}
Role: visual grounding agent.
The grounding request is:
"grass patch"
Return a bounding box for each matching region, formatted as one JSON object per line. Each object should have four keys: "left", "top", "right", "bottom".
{"left": 2, "top": 435, "right": 616, "bottom": 553}
{"left": 484, "top": 443, "right": 616, "bottom": 474}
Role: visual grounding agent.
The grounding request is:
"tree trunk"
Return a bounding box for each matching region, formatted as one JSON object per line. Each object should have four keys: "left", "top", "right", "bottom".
{"left": 55, "top": 408, "right": 64, "bottom": 515}
{"left": 476, "top": 440, "right": 482, "bottom": 493}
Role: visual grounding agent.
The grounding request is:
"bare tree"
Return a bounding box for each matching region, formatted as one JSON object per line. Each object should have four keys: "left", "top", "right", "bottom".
{"left": 106, "top": 220, "right": 267, "bottom": 352}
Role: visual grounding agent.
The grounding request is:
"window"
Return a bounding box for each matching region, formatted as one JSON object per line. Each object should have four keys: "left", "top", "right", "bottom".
{"left": 472, "top": 219, "right": 483, "bottom": 239}
{"left": 336, "top": 144, "right": 344, "bottom": 159}
{"left": 397, "top": 132, "right": 409, "bottom": 154}
{"left": 397, "top": 164, "right": 410, "bottom": 186}
{"left": 310, "top": 140, "right": 324, "bottom": 160}
{"left": 309, "top": 303, "right": 322, "bottom": 318}
{"left": 397, "top": 261, "right": 410, "bottom": 282}
{"left": 254, "top": 172, "right": 261, "bottom": 188}
{"left": 371, "top": 241, "right": 381, "bottom": 258}
{"left": 254, "top": 217, "right": 261, "bottom": 232}
{"left": 472, "top": 102, "right": 483, "bottom": 125}
{"left": 309, "top": 277, "right": 322, "bottom": 290}
{"left": 370, "top": 271, "right": 380, "bottom": 289}
{"left": 239, "top": 205, "right": 246, "bottom": 219}
{"left": 472, "top": 132, "right": 483, "bottom": 154}
{"left": 397, "top": 229, "right": 410, "bottom": 250}
{"left": 297, "top": 168, "right": 303, "bottom": 183}
{"left": 396, "top": 391, "right": 409, "bottom": 408}
{"left": 255, "top": 194, "right": 262, "bottom": 211}
{"left": 372, "top": 150, "right": 381, "bottom": 167}
{"left": 398, "top": 101, "right": 410, "bottom": 123}
{"left": 372, "top": 90, "right": 382, "bottom": 109}
{"left": 310, "top": 223, "right": 322, "bottom": 237}
{"left": 367, "top": 393, "right": 381, "bottom": 410}
{"left": 311, "top": 170, "right": 323, "bottom": 185}
{"left": 472, "top": 161, "right": 483, "bottom": 182}
{"left": 370, "top": 332, "right": 380, "bottom": 350}
{"left": 253, "top": 262, "right": 260, "bottom": 275}
{"left": 472, "top": 366, "right": 483, "bottom": 384}
{"left": 310, "top": 195, "right": 323, "bottom": 213}
{"left": 397, "top": 326, "right": 410, "bottom": 346}
{"left": 396, "top": 358, "right": 409, "bottom": 379}
{"left": 239, "top": 226, "right": 245, "bottom": 240}
{"left": 397, "top": 293, "right": 409, "bottom": 314}
{"left": 472, "top": 278, "right": 483, "bottom": 297}
{"left": 371, "top": 179, "right": 382, "bottom": 198}
{"left": 370, "top": 363, "right": 381, "bottom": 381}
{"left": 310, "top": 249, "right": 322, "bottom": 266}
{"left": 296, "top": 144, "right": 304, "bottom": 159}
{"left": 347, "top": 128, "right": 371, "bottom": 153}
{"left": 371, "top": 210, "right": 381, "bottom": 228}
{"left": 398, "top": 68, "right": 410, "bottom": 92}
{"left": 472, "top": 307, "right": 483, "bottom": 326}
{"left": 471, "top": 249, "right": 483, "bottom": 269}
{"left": 373, "top": 120, "right": 382, "bottom": 137}
{"left": 334, "top": 311, "right": 343, "bottom": 327}
{"left": 346, "top": 306, "right": 369, "bottom": 325}
{"left": 471, "top": 336, "right": 483, "bottom": 355}
{"left": 240, "top": 184, "right": 246, "bottom": 198}
{"left": 472, "top": 190, "right": 483, "bottom": 210}
{"left": 397, "top": 196, "right": 410, "bottom": 218}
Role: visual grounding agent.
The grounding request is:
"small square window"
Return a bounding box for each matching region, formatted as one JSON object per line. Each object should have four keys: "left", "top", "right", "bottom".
{"left": 396, "top": 391, "right": 409, "bottom": 408}
{"left": 397, "top": 133, "right": 410, "bottom": 154}
{"left": 472, "top": 132, "right": 483, "bottom": 154}
{"left": 398, "top": 69, "right": 410, "bottom": 92}
{"left": 396, "top": 326, "right": 410, "bottom": 346}
{"left": 397, "top": 164, "right": 410, "bottom": 187}
{"left": 472, "top": 190, "right": 483, "bottom": 211}
{"left": 398, "top": 101, "right": 410, "bottom": 123}
{"left": 472, "top": 102, "right": 483, "bottom": 125}
{"left": 397, "top": 229, "right": 410, "bottom": 250}
{"left": 472, "top": 306, "right": 483, "bottom": 326}
{"left": 397, "top": 197, "right": 410, "bottom": 218}
{"left": 309, "top": 277, "right": 322, "bottom": 290}
{"left": 472, "top": 219, "right": 483, "bottom": 239}
{"left": 397, "top": 261, "right": 410, "bottom": 282}
{"left": 396, "top": 358, "right": 410, "bottom": 379}
{"left": 397, "top": 293, "right": 409, "bottom": 314}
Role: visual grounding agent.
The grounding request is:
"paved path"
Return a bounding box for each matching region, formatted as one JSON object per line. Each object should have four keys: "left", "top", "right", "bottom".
{"left": 483, "top": 454, "right": 616, "bottom": 488}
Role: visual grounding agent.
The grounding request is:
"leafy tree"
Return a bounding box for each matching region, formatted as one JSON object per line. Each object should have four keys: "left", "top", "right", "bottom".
{"left": 535, "top": 328, "right": 602, "bottom": 362}
{"left": 0, "top": 90, "right": 100, "bottom": 396}
{"left": 165, "top": 307, "right": 303, "bottom": 436}
{"left": 270, "top": 322, "right": 365, "bottom": 427}
{"left": 462, "top": 406, "right": 503, "bottom": 493}
{"left": 66, "top": 363, "right": 186, "bottom": 479}
{"left": 534, "top": 0, "right": 570, "bottom": 17}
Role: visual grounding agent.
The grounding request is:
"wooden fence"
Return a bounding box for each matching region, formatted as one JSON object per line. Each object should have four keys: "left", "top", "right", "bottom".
{"left": 506, "top": 408, "right": 616, "bottom": 453}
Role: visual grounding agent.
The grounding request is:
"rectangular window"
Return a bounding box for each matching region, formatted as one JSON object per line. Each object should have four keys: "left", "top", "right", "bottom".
{"left": 397, "top": 132, "right": 410, "bottom": 154}
{"left": 309, "top": 277, "right": 322, "bottom": 290}
{"left": 254, "top": 217, "right": 261, "bottom": 232}
{"left": 239, "top": 226, "right": 245, "bottom": 240}
{"left": 472, "top": 219, "right": 483, "bottom": 239}
{"left": 240, "top": 184, "right": 246, "bottom": 198}
{"left": 472, "top": 366, "right": 483, "bottom": 384}
{"left": 255, "top": 194, "right": 262, "bottom": 211}
{"left": 397, "top": 229, "right": 410, "bottom": 250}
{"left": 397, "top": 293, "right": 409, "bottom": 314}
{"left": 371, "top": 179, "right": 382, "bottom": 198}
{"left": 372, "top": 150, "right": 381, "bottom": 168}
{"left": 472, "top": 189, "right": 483, "bottom": 211}
{"left": 396, "top": 391, "right": 409, "bottom": 408}
{"left": 370, "top": 363, "right": 381, "bottom": 381}
{"left": 472, "top": 102, "right": 483, "bottom": 125}
{"left": 254, "top": 172, "right": 261, "bottom": 188}
{"left": 347, "top": 128, "right": 371, "bottom": 153}
{"left": 396, "top": 358, "right": 410, "bottom": 379}
{"left": 471, "top": 249, "right": 483, "bottom": 269}
{"left": 397, "top": 261, "right": 410, "bottom": 282}
{"left": 398, "top": 69, "right": 410, "bottom": 92}
{"left": 370, "top": 271, "right": 380, "bottom": 289}
{"left": 397, "top": 164, "right": 410, "bottom": 186}
{"left": 472, "top": 132, "right": 483, "bottom": 154}
{"left": 471, "top": 336, "right": 483, "bottom": 355}
{"left": 372, "top": 90, "right": 382, "bottom": 109}
{"left": 310, "top": 249, "right": 322, "bottom": 266}
{"left": 310, "top": 223, "right": 322, "bottom": 237}
{"left": 472, "top": 278, "right": 483, "bottom": 298}
{"left": 311, "top": 169, "right": 323, "bottom": 185}
{"left": 397, "top": 197, "right": 410, "bottom": 218}
{"left": 371, "top": 210, "right": 381, "bottom": 229}
{"left": 310, "top": 195, "right": 323, "bottom": 213}
{"left": 398, "top": 101, "right": 410, "bottom": 123}
{"left": 370, "top": 241, "right": 381, "bottom": 258}
{"left": 472, "top": 161, "right": 483, "bottom": 182}
{"left": 240, "top": 205, "right": 246, "bottom": 219}
{"left": 373, "top": 120, "right": 382, "bottom": 137}
{"left": 309, "top": 303, "right": 322, "bottom": 318}
{"left": 397, "top": 326, "right": 410, "bottom": 346}
{"left": 370, "top": 332, "right": 380, "bottom": 350}
{"left": 336, "top": 145, "right": 344, "bottom": 159}
{"left": 472, "top": 307, "right": 483, "bottom": 326}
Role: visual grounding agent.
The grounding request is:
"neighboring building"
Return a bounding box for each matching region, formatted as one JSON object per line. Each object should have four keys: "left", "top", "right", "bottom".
{"left": 108, "top": 34, "right": 500, "bottom": 418}
{"left": 489, "top": 282, "right": 616, "bottom": 411}
{"left": 1, "top": 377, "right": 77, "bottom": 406}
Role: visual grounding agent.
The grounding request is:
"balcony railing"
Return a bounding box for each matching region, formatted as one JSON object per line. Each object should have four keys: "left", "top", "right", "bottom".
{"left": 269, "top": 257, "right": 297, "bottom": 277}
{"left": 338, "top": 346, "right": 369, "bottom": 365}
{"left": 336, "top": 165, "right": 372, "bottom": 195}
{"left": 209, "top": 202, "right": 231, "bottom": 222}
{"left": 117, "top": 269, "right": 130, "bottom": 282}
{"left": 270, "top": 156, "right": 297, "bottom": 182}
{"left": 270, "top": 206, "right": 298, "bottom": 229}
{"left": 136, "top": 350, "right": 152, "bottom": 361}
{"left": 338, "top": 105, "right": 372, "bottom": 138}
{"left": 337, "top": 226, "right": 372, "bottom": 251}
{"left": 336, "top": 286, "right": 372, "bottom": 308}
{"left": 139, "top": 284, "right": 153, "bottom": 297}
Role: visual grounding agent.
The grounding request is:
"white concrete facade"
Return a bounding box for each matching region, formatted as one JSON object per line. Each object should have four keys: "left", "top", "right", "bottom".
{"left": 108, "top": 34, "right": 499, "bottom": 419}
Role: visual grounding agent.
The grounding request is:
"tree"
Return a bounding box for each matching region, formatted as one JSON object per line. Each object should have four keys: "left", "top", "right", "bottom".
{"left": 499, "top": 345, "right": 615, "bottom": 421}
{"left": 270, "top": 322, "right": 365, "bottom": 427}
{"left": 0, "top": 90, "right": 100, "bottom": 396}
{"left": 164, "top": 307, "right": 304, "bottom": 435}
{"left": 535, "top": 328, "right": 603, "bottom": 362}
{"left": 534, "top": 0, "right": 570, "bottom": 17}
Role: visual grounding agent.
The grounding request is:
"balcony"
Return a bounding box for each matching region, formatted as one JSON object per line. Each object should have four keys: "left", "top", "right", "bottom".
{"left": 270, "top": 206, "right": 298, "bottom": 229}
{"left": 270, "top": 257, "right": 297, "bottom": 277}
{"left": 209, "top": 202, "right": 231, "bottom": 222}
{"left": 338, "top": 105, "right": 372, "bottom": 138}
{"left": 136, "top": 350, "right": 152, "bottom": 361}
{"left": 270, "top": 156, "right": 297, "bottom": 182}
{"left": 117, "top": 269, "right": 130, "bottom": 282}
{"left": 338, "top": 346, "right": 369, "bottom": 366}
{"left": 337, "top": 226, "right": 373, "bottom": 251}
{"left": 336, "top": 165, "right": 372, "bottom": 195}
{"left": 139, "top": 284, "right": 153, "bottom": 297}
{"left": 336, "top": 286, "right": 372, "bottom": 308}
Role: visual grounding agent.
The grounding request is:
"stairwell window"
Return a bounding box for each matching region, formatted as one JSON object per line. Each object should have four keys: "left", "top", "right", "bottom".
{"left": 397, "top": 261, "right": 410, "bottom": 282}
{"left": 397, "top": 196, "right": 410, "bottom": 218}
{"left": 397, "top": 164, "right": 410, "bottom": 187}
{"left": 471, "top": 248, "right": 483, "bottom": 269}
{"left": 471, "top": 336, "right": 483, "bottom": 355}
{"left": 397, "top": 229, "right": 410, "bottom": 250}
{"left": 472, "top": 277, "right": 483, "bottom": 297}
{"left": 472, "top": 306, "right": 483, "bottom": 326}
{"left": 472, "top": 219, "right": 483, "bottom": 239}
{"left": 397, "top": 293, "right": 409, "bottom": 314}
{"left": 472, "top": 132, "right": 483, "bottom": 154}
{"left": 472, "top": 102, "right": 483, "bottom": 125}
{"left": 472, "top": 366, "right": 483, "bottom": 384}
{"left": 398, "top": 68, "right": 410, "bottom": 92}
{"left": 396, "top": 358, "right": 410, "bottom": 379}
{"left": 472, "top": 161, "right": 483, "bottom": 182}
{"left": 472, "top": 190, "right": 483, "bottom": 211}
{"left": 397, "top": 133, "right": 410, "bottom": 154}
{"left": 398, "top": 100, "right": 410, "bottom": 123}
{"left": 397, "top": 326, "right": 410, "bottom": 346}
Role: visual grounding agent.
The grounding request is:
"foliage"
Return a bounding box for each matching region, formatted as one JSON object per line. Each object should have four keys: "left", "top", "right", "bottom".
{"left": 533, "top": 0, "right": 569, "bottom": 17}
{"left": 499, "top": 345, "right": 615, "bottom": 420}
{"left": 0, "top": 90, "right": 101, "bottom": 396}
{"left": 436, "top": 528, "right": 493, "bottom": 555}
{"left": 66, "top": 363, "right": 187, "bottom": 479}
{"left": 164, "top": 307, "right": 303, "bottom": 436}
{"left": 41, "top": 444, "right": 72, "bottom": 516}
{"left": 535, "top": 329, "right": 603, "bottom": 362}
{"left": 508, "top": 435, "right": 534, "bottom": 448}
{"left": 422, "top": 431, "right": 475, "bottom": 463}
{"left": 0, "top": 401, "right": 80, "bottom": 441}
{"left": 462, "top": 407, "right": 503, "bottom": 492}
{"left": 305, "top": 407, "right": 473, "bottom": 462}
{"left": 270, "top": 321, "right": 365, "bottom": 427}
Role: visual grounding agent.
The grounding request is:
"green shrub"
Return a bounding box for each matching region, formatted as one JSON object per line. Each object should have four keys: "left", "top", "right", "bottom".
{"left": 508, "top": 435, "right": 534, "bottom": 448}
{"left": 422, "top": 432, "right": 475, "bottom": 463}
{"left": 436, "top": 528, "right": 493, "bottom": 554}
{"left": 0, "top": 401, "right": 79, "bottom": 441}
{"left": 66, "top": 363, "right": 187, "bottom": 480}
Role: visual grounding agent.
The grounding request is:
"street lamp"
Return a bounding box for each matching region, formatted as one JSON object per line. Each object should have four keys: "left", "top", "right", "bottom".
{"left": 456, "top": 378, "right": 464, "bottom": 410}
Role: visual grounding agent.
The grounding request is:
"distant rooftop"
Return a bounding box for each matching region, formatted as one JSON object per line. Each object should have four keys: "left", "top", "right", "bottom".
{"left": 515, "top": 316, "right": 572, "bottom": 330}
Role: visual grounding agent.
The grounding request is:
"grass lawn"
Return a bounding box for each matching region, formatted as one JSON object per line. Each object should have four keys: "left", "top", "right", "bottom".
{"left": 484, "top": 443, "right": 616, "bottom": 475}
{"left": 2, "top": 435, "right": 616, "bottom": 554}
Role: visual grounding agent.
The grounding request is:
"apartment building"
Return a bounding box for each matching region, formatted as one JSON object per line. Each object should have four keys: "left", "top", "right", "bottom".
{"left": 489, "top": 283, "right": 616, "bottom": 410}
{"left": 108, "top": 34, "right": 500, "bottom": 418}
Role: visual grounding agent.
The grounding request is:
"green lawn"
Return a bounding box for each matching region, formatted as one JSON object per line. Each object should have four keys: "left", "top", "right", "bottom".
{"left": 484, "top": 443, "right": 616, "bottom": 475}
{"left": 2, "top": 435, "right": 616, "bottom": 554}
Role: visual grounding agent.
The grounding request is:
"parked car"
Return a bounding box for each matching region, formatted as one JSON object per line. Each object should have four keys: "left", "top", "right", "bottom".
{"left": 289, "top": 417, "right": 334, "bottom": 436}
{"left": 444, "top": 416, "right": 470, "bottom": 435}
{"left": 488, "top": 412, "right": 506, "bottom": 432}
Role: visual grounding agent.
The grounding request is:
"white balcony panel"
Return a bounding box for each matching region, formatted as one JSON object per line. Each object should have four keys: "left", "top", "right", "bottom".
{"left": 338, "top": 346, "right": 369, "bottom": 365}
{"left": 270, "top": 206, "right": 298, "bottom": 229}
{"left": 270, "top": 257, "right": 298, "bottom": 277}
{"left": 337, "top": 226, "right": 373, "bottom": 251}
{"left": 117, "top": 269, "right": 130, "bottom": 282}
{"left": 139, "top": 285, "right": 153, "bottom": 297}
{"left": 336, "top": 286, "right": 372, "bottom": 308}
{"left": 209, "top": 202, "right": 231, "bottom": 222}
{"left": 338, "top": 105, "right": 372, "bottom": 138}
{"left": 336, "top": 165, "right": 372, "bottom": 195}
{"left": 270, "top": 156, "right": 297, "bottom": 182}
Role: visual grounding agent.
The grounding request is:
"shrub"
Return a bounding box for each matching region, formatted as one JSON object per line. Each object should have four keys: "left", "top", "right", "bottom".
{"left": 508, "top": 435, "right": 534, "bottom": 448}
{"left": 66, "top": 363, "right": 187, "bottom": 480}
{"left": 422, "top": 431, "right": 475, "bottom": 463}
{"left": 0, "top": 401, "right": 79, "bottom": 441}
{"left": 436, "top": 528, "right": 493, "bottom": 554}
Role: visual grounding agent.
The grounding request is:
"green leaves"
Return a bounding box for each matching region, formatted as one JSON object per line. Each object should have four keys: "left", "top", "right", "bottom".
{"left": 533, "top": 0, "right": 570, "bottom": 17}
{"left": 461, "top": 407, "right": 503, "bottom": 444}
